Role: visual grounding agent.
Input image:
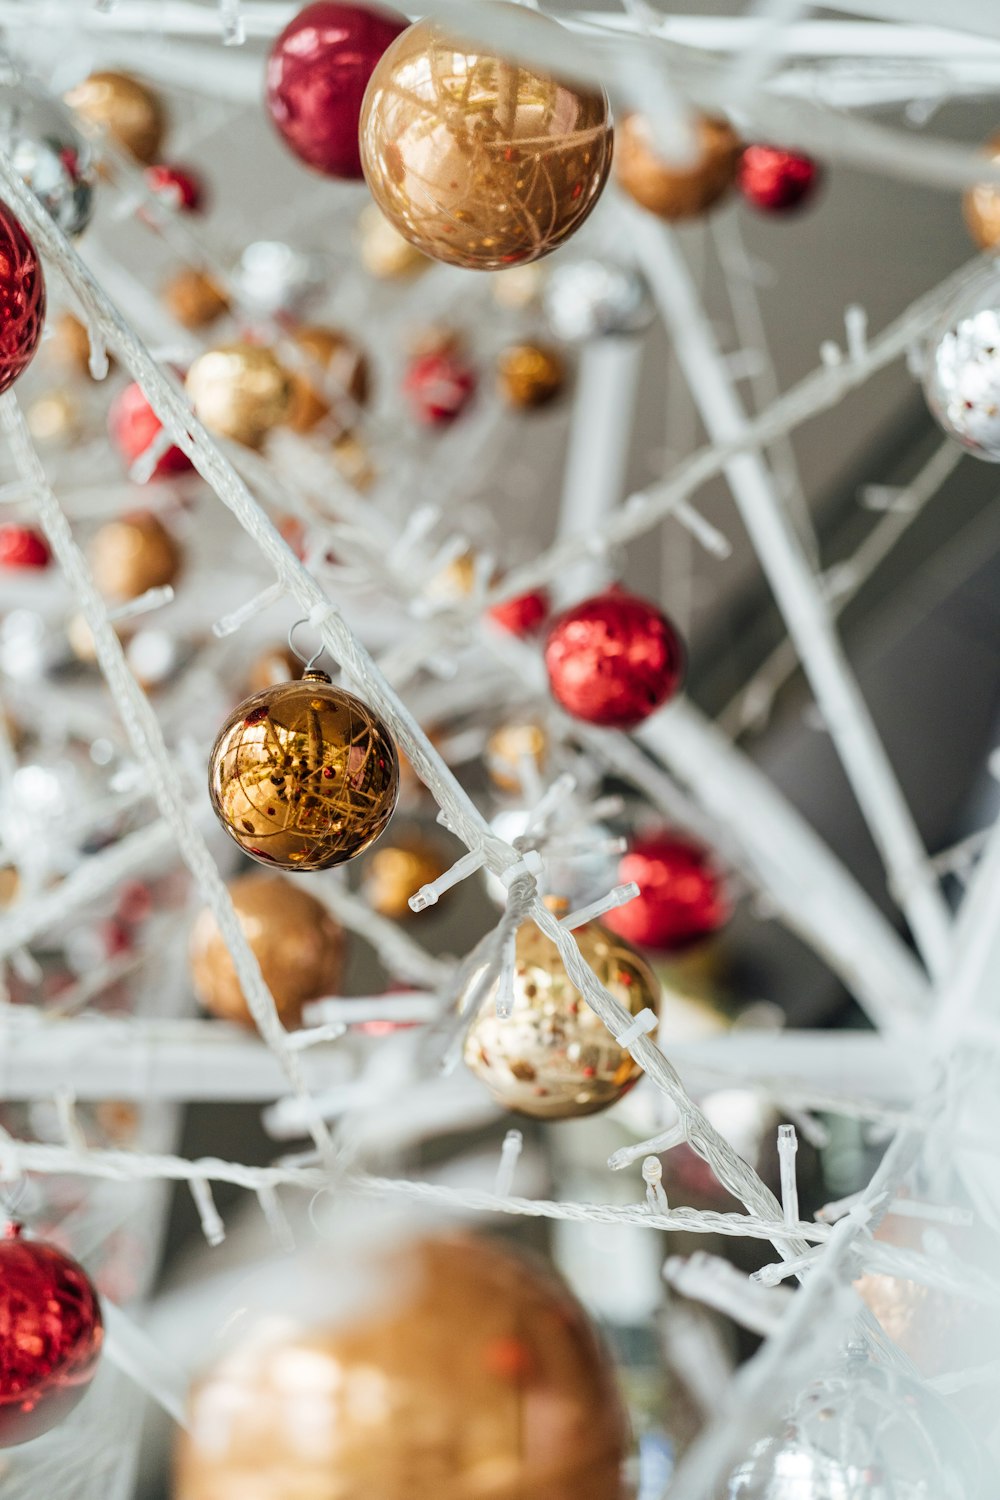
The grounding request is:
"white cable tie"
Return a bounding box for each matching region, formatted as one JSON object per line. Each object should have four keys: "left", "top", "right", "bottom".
{"left": 307, "top": 601, "right": 338, "bottom": 628}
{"left": 560, "top": 882, "right": 639, "bottom": 931}
{"left": 498, "top": 851, "right": 543, "bottom": 889}
{"left": 615, "top": 1008, "right": 657, "bottom": 1049}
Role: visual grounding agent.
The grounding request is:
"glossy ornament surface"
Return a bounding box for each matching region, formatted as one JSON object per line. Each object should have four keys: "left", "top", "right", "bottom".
{"left": 89, "top": 512, "right": 181, "bottom": 602}
{"left": 0, "top": 1225, "right": 103, "bottom": 1447}
{"left": 604, "top": 833, "right": 729, "bottom": 951}
{"left": 404, "top": 346, "right": 477, "bottom": 426}
{"left": 208, "top": 670, "right": 399, "bottom": 870}
{"left": 144, "top": 162, "right": 204, "bottom": 214}
{"left": 359, "top": 13, "right": 613, "bottom": 270}
{"left": 286, "top": 324, "right": 370, "bottom": 435}
{"left": 488, "top": 588, "right": 550, "bottom": 636}
{"left": 616, "top": 113, "right": 741, "bottom": 219}
{"left": 497, "top": 343, "right": 566, "bottom": 408}
{"left": 0, "top": 80, "right": 96, "bottom": 237}
{"left": 161, "top": 267, "right": 229, "bottom": 330}
{"left": 545, "top": 589, "right": 685, "bottom": 729}
{"left": 0, "top": 524, "right": 49, "bottom": 570}
{"left": 463, "top": 916, "right": 658, "bottom": 1119}
{"left": 0, "top": 204, "right": 45, "bottom": 395}
{"left": 64, "top": 70, "right": 166, "bottom": 164}
{"left": 923, "top": 271, "right": 1000, "bottom": 460}
{"left": 190, "top": 873, "right": 345, "bottom": 1030}
{"left": 175, "top": 1233, "right": 629, "bottom": 1500}
{"left": 108, "top": 379, "right": 192, "bottom": 477}
{"left": 185, "top": 344, "right": 293, "bottom": 449}
{"left": 361, "top": 836, "right": 448, "bottom": 919}
{"left": 267, "top": 2, "right": 407, "bottom": 179}
{"left": 543, "top": 259, "right": 654, "bottom": 342}
{"left": 963, "top": 131, "right": 1000, "bottom": 251}
{"left": 738, "top": 144, "right": 821, "bottom": 213}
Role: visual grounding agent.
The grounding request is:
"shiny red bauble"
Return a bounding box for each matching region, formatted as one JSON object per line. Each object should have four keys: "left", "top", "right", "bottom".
{"left": 144, "top": 163, "right": 205, "bottom": 214}
{"left": 109, "top": 380, "right": 192, "bottom": 478}
{"left": 0, "top": 205, "right": 45, "bottom": 395}
{"left": 544, "top": 589, "right": 685, "bottom": 729}
{"left": 403, "top": 348, "right": 477, "bottom": 427}
{"left": 604, "top": 832, "right": 729, "bottom": 950}
{"left": 0, "top": 1224, "right": 104, "bottom": 1447}
{"left": 488, "top": 588, "right": 550, "bottom": 637}
{"left": 738, "top": 145, "right": 821, "bottom": 213}
{"left": 0, "top": 524, "right": 50, "bottom": 569}
{"left": 266, "top": 2, "right": 408, "bottom": 179}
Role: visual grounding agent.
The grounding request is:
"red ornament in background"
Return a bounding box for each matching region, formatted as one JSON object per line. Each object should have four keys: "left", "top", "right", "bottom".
{"left": 0, "top": 524, "right": 50, "bottom": 569}
{"left": 109, "top": 380, "right": 193, "bottom": 478}
{"left": 738, "top": 145, "right": 821, "bottom": 213}
{"left": 144, "top": 163, "right": 205, "bottom": 214}
{"left": 489, "top": 588, "right": 550, "bottom": 637}
{"left": 0, "top": 205, "right": 45, "bottom": 395}
{"left": 544, "top": 588, "right": 685, "bottom": 729}
{"left": 266, "top": 2, "right": 408, "bottom": 179}
{"left": 403, "top": 348, "right": 477, "bottom": 427}
{"left": 0, "top": 1224, "right": 104, "bottom": 1447}
{"left": 604, "top": 833, "right": 729, "bottom": 950}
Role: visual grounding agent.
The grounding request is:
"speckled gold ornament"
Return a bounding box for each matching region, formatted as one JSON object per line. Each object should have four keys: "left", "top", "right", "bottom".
{"left": 361, "top": 836, "right": 448, "bottom": 920}
{"left": 89, "top": 512, "right": 181, "bottom": 602}
{"left": 208, "top": 670, "right": 399, "bottom": 870}
{"left": 463, "top": 915, "right": 658, "bottom": 1119}
{"left": 186, "top": 344, "right": 293, "bottom": 449}
{"left": 189, "top": 873, "right": 345, "bottom": 1031}
{"left": 64, "top": 70, "right": 167, "bottom": 165}
{"left": 26, "top": 390, "right": 81, "bottom": 445}
{"left": 359, "top": 13, "right": 613, "bottom": 271}
{"left": 162, "top": 268, "right": 230, "bottom": 331}
{"left": 486, "top": 720, "right": 548, "bottom": 794}
{"left": 497, "top": 343, "right": 566, "bottom": 409}
{"left": 175, "top": 1233, "right": 630, "bottom": 1500}
{"left": 286, "top": 325, "right": 370, "bottom": 435}
{"left": 247, "top": 645, "right": 304, "bottom": 695}
{"left": 616, "top": 113, "right": 741, "bottom": 219}
{"left": 964, "top": 132, "right": 1000, "bottom": 251}
{"left": 358, "top": 203, "right": 430, "bottom": 280}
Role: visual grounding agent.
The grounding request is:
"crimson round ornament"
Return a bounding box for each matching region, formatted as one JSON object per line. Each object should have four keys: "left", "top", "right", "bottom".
{"left": 266, "top": 1, "right": 408, "bottom": 179}
{"left": 604, "top": 833, "right": 729, "bottom": 951}
{"left": 0, "top": 204, "right": 45, "bottom": 395}
{"left": 109, "top": 379, "right": 192, "bottom": 478}
{"left": 0, "top": 1224, "right": 104, "bottom": 1446}
{"left": 0, "top": 523, "right": 49, "bottom": 569}
{"left": 738, "top": 144, "right": 821, "bottom": 214}
{"left": 489, "top": 587, "right": 550, "bottom": 637}
{"left": 404, "top": 346, "right": 476, "bottom": 427}
{"left": 545, "top": 589, "right": 685, "bottom": 729}
{"left": 144, "top": 163, "right": 205, "bottom": 214}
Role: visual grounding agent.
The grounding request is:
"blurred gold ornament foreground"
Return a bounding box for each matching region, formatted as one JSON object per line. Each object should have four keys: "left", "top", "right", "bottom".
{"left": 497, "top": 343, "right": 566, "bottom": 409}
{"left": 359, "top": 14, "right": 613, "bottom": 270}
{"left": 616, "top": 113, "right": 741, "bottom": 219}
{"left": 162, "top": 268, "right": 230, "bottom": 330}
{"left": 185, "top": 344, "right": 293, "bottom": 449}
{"left": 208, "top": 671, "right": 399, "bottom": 871}
{"left": 361, "top": 835, "right": 448, "bottom": 919}
{"left": 175, "top": 1234, "right": 629, "bottom": 1500}
{"left": 286, "top": 325, "right": 370, "bottom": 436}
{"left": 189, "top": 873, "right": 344, "bottom": 1030}
{"left": 90, "top": 512, "right": 181, "bottom": 602}
{"left": 64, "top": 70, "right": 166, "bottom": 164}
{"left": 463, "top": 916, "right": 658, "bottom": 1119}
{"left": 964, "top": 132, "right": 1000, "bottom": 251}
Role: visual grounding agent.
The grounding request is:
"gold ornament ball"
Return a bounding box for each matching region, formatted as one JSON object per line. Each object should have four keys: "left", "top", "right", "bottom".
{"left": 616, "top": 113, "right": 741, "bottom": 220}
{"left": 185, "top": 344, "right": 293, "bottom": 449}
{"left": 358, "top": 204, "right": 430, "bottom": 280}
{"left": 189, "top": 874, "right": 345, "bottom": 1031}
{"left": 26, "top": 389, "right": 81, "bottom": 446}
{"left": 162, "top": 268, "right": 230, "bottom": 331}
{"left": 90, "top": 512, "right": 181, "bottom": 603}
{"left": 361, "top": 836, "right": 448, "bottom": 920}
{"left": 964, "top": 132, "right": 1000, "bottom": 251}
{"left": 286, "top": 325, "right": 370, "bottom": 436}
{"left": 497, "top": 343, "right": 566, "bottom": 410}
{"left": 64, "top": 70, "right": 167, "bottom": 165}
{"left": 247, "top": 644, "right": 304, "bottom": 695}
{"left": 463, "top": 915, "right": 659, "bottom": 1119}
{"left": 486, "top": 720, "right": 548, "bottom": 794}
{"left": 49, "top": 311, "right": 111, "bottom": 380}
{"left": 208, "top": 669, "right": 399, "bottom": 871}
{"left": 175, "top": 1233, "right": 630, "bottom": 1500}
{"left": 358, "top": 13, "right": 613, "bottom": 271}
{"left": 332, "top": 431, "right": 377, "bottom": 492}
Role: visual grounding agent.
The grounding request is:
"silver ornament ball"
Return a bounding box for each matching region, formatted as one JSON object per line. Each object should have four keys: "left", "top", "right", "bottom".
{"left": 0, "top": 78, "right": 96, "bottom": 237}
{"left": 232, "top": 240, "right": 323, "bottom": 318}
{"left": 923, "top": 270, "right": 1000, "bottom": 461}
{"left": 543, "top": 259, "right": 655, "bottom": 342}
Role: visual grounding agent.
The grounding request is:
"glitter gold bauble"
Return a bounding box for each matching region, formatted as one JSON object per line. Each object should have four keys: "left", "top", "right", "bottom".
{"left": 49, "top": 311, "right": 106, "bottom": 379}
{"left": 361, "top": 836, "right": 448, "bottom": 919}
{"left": 497, "top": 343, "right": 566, "bottom": 409}
{"left": 208, "top": 670, "right": 399, "bottom": 870}
{"left": 90, "top": 512, "right": 181, "bottom": 602}
{"left": 247, "top": 644, "right": 305, "bottom": 694}
{"left": 616, "top": 113, "right": 741, "bottom": 220}
{"left": 185, "top": 344, "right": 293, "bottom": 449}
{"left": 964, "top": 131, "right": 1000, "bottom": 251}
{"left": 463, "top": 916, "right": 658, "bottom": 1119}
{"left": 286, "top": 325, "right": 370, "bottom": 435}
{"left": 189, "top": 873, "right": 345, "bottom": 1030}
{"left": 486, "top": 720, "right": 548, "bottom": 794}
{"left": 175, "top": 1233, "right": 630, "bottom": 1500}
{"left": 358, "top": 203, "right": 429, "bottom": 279}
{"left": 64, "top": 71, "right": 167, "bottom": 165}
{"left": 161, "top": 268, "right": 230, "bottom": 330}
{"left": 358, "top": 13, "right": 613, "bottom": 271}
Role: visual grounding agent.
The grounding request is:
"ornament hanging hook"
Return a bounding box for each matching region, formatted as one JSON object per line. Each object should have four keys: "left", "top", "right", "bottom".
{"left": 287, "top": 616, "right": 327, "bottom": 674}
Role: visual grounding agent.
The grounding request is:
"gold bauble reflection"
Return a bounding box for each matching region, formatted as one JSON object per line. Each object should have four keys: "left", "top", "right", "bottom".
{"left": 208, "top": 670, "right": 399, "bottom": 871}
{"left": 286, "top": 326, "right": 370, "bottom": 435}
{"left": 358, "top": 203, "right": 430, "bottom": 280}
{"left": 361, "top": 836, "right": 448, "bottom": 920}
{"left": 162, "top": 268, "right": 230, "bottom": 330}
{"left": 486, "top": 720, "right": 548, "bottom": 794}
{"left": 616, "top": 113, "right": 741, "bottom": 220}
{"left": 189, "top": 873, "right": 345, "bottom": 1031}
{"left": 964, "top": 132, "right": 1000, "bottom": 251}
{"left": 359, "top": 13, "right": 613, "bottom": 271}
{"left": 65, "top": 70, "right": 167, "bottom": 165}
{"left": 175, "top": 1234, "right": 630, "bottom": 1500}
{"left": 497, "top": 343, "right": 566, "bottom": 409}
{"left": 463, "top": 916, "right": 658, "bottom": 1119}
{"left": 186, "top": 344, "right": 293, "bottom": 449}
{"left": 90, "top": 512, "right": 181, "bottom": 602}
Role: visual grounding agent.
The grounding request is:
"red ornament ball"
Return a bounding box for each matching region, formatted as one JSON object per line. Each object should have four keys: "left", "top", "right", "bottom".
{"left": 403, "top": 348, "right": 477, "bottom": 427}
{"left": 544, "top": 589, "right": 685, "bottom": 729}
{"left": 266, "top": 2, "right": 408, "bottom": 179}
{"left": 0, "top": 524, "right": 49, "bottom": 569}
{"left": 738, "top": 145, "right": 821, "bottom": 213}
{"left": 0, "top": 205, "right": 45, "bottom": 395}
{"left": 604, "top": 833, "right": 729, "bottom": 950}
{"left": 0, "top": 1224, "right": 104, "bottom": 1447}
{"left": 144, "top": 163, "right": 205, "bottom": 214}
{"left": 488, "top": 588, "right": 550, "bottom": 637}
{"left": 109, "top": 380, "right": 192, "bottom": 478}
